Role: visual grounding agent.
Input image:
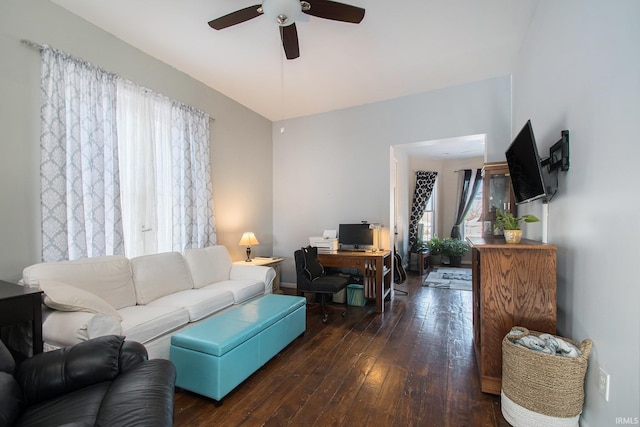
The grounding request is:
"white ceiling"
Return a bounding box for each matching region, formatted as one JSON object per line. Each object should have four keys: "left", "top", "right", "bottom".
{"left": 51, "top": 0, "right": 538, "bottom": 124}
{"left": 396, "top": 134, "right": 486, "bottom": 159}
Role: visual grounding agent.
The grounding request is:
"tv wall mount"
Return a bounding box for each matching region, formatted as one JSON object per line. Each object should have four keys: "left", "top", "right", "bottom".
{"left": 541, "top": 130, "right": 570, "bottom": 172}
{"left": 539, "top": 130, "right": 569, "bottom": 203}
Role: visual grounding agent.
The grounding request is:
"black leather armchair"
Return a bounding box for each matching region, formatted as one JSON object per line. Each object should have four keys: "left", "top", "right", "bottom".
{"left": 295, "top": 246, "right": 349, "bottom": 323}
{"left": 0, "top": 335, "right": 176, "bottom": 427}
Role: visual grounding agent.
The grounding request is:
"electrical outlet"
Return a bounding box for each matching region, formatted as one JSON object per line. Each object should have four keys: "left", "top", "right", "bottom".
{"left": 598, "top": 367, "right": 610, "bottom": 401}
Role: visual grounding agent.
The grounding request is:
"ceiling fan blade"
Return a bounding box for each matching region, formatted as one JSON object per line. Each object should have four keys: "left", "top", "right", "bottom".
{"left": 280, "top": 24, "right": 300, "bottom": 60}
{"left": 303, "top": 0, "right": 365, "bottom": 24}
{"left": 208, "top": 4, "right": 263, "bottom": 30}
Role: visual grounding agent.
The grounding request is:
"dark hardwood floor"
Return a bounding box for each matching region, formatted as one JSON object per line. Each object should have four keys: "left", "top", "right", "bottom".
{"left": 173, "top": 270, "right": 510, "bottom": 427}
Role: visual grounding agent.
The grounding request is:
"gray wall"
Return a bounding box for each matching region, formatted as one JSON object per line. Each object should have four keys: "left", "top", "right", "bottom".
{"left": 273, "top": 77, "right": 511, "bottom": 285}
{"left": 0, "top": 0, "right": 273, "bottom": 281}
{"left": 511, "top": 1, "right": 639, "bottom": 424}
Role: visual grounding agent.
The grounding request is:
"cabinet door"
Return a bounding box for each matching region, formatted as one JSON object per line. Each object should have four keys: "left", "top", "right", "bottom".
{"left": 482, "top": 162, "right": 515, "bottom": 237}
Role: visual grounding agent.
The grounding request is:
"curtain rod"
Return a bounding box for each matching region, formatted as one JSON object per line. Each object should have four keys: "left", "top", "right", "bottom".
{"left": 20, "top": 39, "right": 217, "bottom": 122}
{"left": 21, "top": 39, "right": 43, "bottom": 51}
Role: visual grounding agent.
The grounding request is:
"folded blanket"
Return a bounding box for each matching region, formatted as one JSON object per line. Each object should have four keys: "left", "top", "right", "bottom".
{"left": 510, "top": 328, "right": 581, "bottom": 358}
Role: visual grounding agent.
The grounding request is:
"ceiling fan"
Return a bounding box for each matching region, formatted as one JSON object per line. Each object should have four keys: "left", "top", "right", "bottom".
{"left": 208, "top": 0, "right": 365, "bottom": 60}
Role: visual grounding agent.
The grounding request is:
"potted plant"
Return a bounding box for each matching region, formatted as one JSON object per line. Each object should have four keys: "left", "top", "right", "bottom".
{"left": 494, "top": 209, "right": 540, "bottom": 244}
{"left": 426, "top": 235, "right": 444, "bottom": 266}
{"left": 442, "top": 237, "right": 469, "bottom": 267}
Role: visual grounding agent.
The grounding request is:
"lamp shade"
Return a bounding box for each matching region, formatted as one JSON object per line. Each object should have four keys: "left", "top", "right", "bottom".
{"left": 239, "top": 232, "right": 259, "bottom": 246}
{"left": 261, "top": 0, "right": 302, "bottom": 26}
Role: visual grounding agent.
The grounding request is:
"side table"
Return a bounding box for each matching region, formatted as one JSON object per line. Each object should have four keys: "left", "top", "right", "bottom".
{"left": 411, "top": 251, "right": 430, "bottom": 276}
{"left": 233, "top": 257, "right": 284, "bottom": 294}
{"left": 0, "top": 280, "right": 44, "bottom": 355}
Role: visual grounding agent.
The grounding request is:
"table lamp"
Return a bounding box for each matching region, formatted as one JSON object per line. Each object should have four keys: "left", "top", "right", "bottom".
{"left": 239, "top": 232, "right": 259, "bottom": 262}
{"left": 369, "top": 223, "right": 382, "bottom": 252}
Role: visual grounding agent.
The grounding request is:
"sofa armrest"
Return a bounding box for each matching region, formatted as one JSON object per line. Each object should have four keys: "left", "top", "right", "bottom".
{"left": 42, "top": 308, "right": 122, "bottom": 349}
{"left": 16, "top": 335, "right": 127, "bottom": 406}
{"left": 119, "top": 340, "right": 148, "bottom": 373}
{"left": 230, "top": 264, "right": 275, "bottom": 294}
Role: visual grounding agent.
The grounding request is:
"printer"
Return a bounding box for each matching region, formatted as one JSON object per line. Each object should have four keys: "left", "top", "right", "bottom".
{"left": 308, "top": 236, "right": 338, "bottom": 252}
{"left": 309, "top": 230, "right": 338, "bottom": 252}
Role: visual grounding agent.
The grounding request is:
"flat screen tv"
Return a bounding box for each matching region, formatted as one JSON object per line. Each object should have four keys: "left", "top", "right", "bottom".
{"left": 505, "top": 120, "right": 549, "bottom": 205}
{"left": 338, "top": 223, "right": 373, "bottom": 249}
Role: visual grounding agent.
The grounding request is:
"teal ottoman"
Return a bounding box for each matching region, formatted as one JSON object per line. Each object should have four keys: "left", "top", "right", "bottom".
{"left": 170, "top": 294, "right": 306, "bottom": 401}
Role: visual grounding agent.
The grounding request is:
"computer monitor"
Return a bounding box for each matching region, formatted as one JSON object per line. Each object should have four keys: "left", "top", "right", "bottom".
{"left": 338, "top": 224, "right": 373, "bottom": 249}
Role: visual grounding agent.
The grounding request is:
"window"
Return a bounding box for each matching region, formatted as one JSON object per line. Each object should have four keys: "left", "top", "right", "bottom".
{"left": 117, "top": 80, "right": 215, "bottom": 257}
{"left": 462, "top": 185, "right": 483, "bottom": 239}
{"left": 418, "top": 185, "right": 437, "bottom": 245}
{"left": 40, "top": 46, "right": 215, "bottom": 262}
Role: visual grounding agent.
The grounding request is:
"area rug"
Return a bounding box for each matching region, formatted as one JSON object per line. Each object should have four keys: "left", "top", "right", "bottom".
{"left": 423, "top": 267, "right": 472, "bottom": 291}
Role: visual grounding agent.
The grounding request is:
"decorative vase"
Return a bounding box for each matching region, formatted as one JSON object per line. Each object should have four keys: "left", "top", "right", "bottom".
{"left": 503, "top": 229, "right": 523, "bottom": 244}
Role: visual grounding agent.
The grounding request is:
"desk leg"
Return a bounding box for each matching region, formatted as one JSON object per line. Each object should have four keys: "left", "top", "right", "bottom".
{"left": 375, "top": 258, "right": 384, "bottom": 314}
{"left": 31, "top": 294, "right": 43, "bottom": 354}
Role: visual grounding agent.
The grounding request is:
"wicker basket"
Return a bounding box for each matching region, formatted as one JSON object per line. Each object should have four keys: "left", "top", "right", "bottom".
{"left": 501, "top": 326, "right": 592, "bottom": 425}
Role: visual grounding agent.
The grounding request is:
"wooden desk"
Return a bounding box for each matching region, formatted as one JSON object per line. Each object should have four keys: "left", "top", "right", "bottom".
{"left": 0, "top": 281, "right": 44, "bottom": 355}
{"left": 316, "top": 250, "right": 392, "bottom": 313}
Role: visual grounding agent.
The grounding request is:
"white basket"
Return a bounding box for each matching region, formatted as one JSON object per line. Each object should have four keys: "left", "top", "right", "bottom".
{"left": 501, "top": 391, "right": 580, "bottom": 427}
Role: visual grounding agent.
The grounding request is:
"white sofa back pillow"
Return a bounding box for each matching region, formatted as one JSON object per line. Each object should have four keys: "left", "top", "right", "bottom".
{"left": 131, "top": 252, "right": 194, "bottom": 304}
{"left": 40, "top": 280, "right": 122, "bottom": 321}
{"left": 183, "top": 246, "right": 232, "bottom": 289}
{"left": 22, "top": 256, "right": 136, "bottom": 309}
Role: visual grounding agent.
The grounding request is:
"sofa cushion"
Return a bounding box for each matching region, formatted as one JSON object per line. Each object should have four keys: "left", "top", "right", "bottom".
{"left": 118, "top": 305, "right": 190, "bottom": 345}
{"left": 183, "top": 246, "right": 232, "bottom": 289}
{"left": 204, "top": 280, "right": 265, "bottom": 304}
{"left": 22, "top": 256, "right": 136, "bottom": 309}
{"left": 16, "top": 381, "right": 109, "bottom": 426}
{"left": 148, "top": 288, "right": 235, "bottom": 322}
{"left": 0, "top": 340, "right": 22, "bottom": 427}
{"left": 0, "top": 372, "right": 22, "bottom": 426}
{"left": 130, "top": 252, "right": 194, "bottom": 305}
{"left": 40, "top": 280, "right": 122, "bottom": 321}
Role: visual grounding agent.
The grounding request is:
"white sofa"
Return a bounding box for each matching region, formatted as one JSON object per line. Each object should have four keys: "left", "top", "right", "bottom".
{"left": 21, "top": 245, "right": 275, "bottom": 359}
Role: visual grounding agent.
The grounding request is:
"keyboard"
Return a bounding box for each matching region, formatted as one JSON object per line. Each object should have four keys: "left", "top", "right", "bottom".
{"left": 337, "top": 248, "right": 367, "bottom": 252}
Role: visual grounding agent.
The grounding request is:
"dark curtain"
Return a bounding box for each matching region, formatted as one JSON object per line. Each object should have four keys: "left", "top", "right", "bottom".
{"left": 408, "top": 171, "right": 438, "bottom": 251}
{"left": 450, "top": 169, "right": 482, "bottom": 239}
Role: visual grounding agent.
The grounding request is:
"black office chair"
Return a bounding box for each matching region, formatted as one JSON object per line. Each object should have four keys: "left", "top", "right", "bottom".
{"left": 294, "top": 246, "right": 349, "bottom": 324}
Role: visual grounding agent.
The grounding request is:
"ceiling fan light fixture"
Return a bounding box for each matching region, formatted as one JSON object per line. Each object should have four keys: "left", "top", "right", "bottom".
{"left": 262, "top": 0, "right": 302, "bottom": 26}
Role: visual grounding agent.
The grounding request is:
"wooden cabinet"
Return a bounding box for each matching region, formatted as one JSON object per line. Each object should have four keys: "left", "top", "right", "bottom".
{"left": 482, "top": 162, "right": 516, "bottom": 237}
{"left": 469, "top": 237, "right": 556, "bottom": 395}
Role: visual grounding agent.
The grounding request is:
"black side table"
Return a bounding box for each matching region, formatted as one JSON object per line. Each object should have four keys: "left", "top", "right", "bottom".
{"left": 0, "top": 280, "right": 44, "bottom": 355}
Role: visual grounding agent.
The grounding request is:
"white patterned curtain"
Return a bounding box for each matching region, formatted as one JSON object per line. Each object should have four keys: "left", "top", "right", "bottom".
{"left": 40, "top": 47, "right": 124, "bottom": 261}
{"left": 117, "top": 80, "right": 216, "bottom": 257}
{"left": 169, "top": 102, "right": 216, "bottom": 251}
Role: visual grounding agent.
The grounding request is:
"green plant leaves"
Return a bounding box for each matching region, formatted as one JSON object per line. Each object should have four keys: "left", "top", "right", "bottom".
{"left": 494, "top": 209, "right": 540, "bottom": 230}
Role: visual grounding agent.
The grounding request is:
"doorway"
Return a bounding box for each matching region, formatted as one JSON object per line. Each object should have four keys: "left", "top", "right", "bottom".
{"left": 390, "top": 134, "right": 486, "bottom": 269}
